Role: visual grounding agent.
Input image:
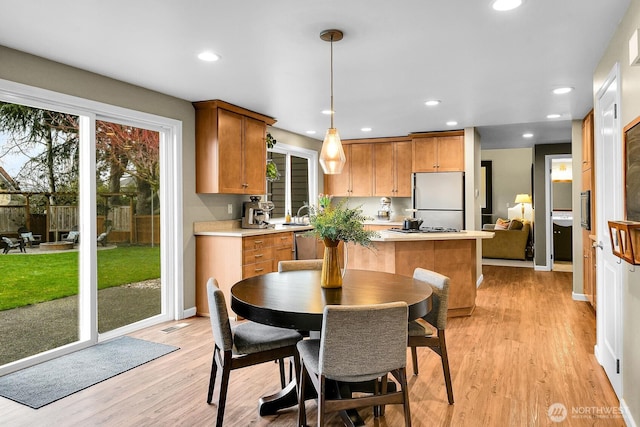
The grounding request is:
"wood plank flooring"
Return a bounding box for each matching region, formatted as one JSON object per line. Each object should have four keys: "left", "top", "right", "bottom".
{"left": 0, "top": 266, "right": 624, "bottom": 426}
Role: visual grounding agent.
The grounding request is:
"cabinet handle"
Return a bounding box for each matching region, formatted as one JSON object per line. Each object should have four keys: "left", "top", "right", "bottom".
{"left": 255, "top": 254, "right": 263, "bottom": 258}
{"left": 255, "top": 268, "right": 264, "bottom": 272}
{"left": 254, "top": 240, "right": 263, "bottom": 244}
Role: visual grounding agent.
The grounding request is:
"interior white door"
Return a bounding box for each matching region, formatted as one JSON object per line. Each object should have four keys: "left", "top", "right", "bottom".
{"left": 594, "top": 64, "right": 623, "bottom": 398}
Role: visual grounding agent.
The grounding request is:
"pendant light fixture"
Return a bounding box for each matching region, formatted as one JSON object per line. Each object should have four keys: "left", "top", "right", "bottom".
{"left": 319, "top": 29, "right": 346, "bottom": 175}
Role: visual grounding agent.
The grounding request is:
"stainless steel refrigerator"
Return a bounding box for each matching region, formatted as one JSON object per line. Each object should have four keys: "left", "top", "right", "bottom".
{"left": 412, "top": 172, "right": 465, "bottom": 229}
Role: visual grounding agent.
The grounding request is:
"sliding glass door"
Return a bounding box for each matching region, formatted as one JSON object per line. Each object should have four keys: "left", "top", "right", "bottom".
{"left": 0, "top": 82, "right": 181, "bottom": 375}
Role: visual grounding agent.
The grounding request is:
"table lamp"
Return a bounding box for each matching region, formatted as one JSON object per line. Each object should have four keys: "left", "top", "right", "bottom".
{"left": 514, "top": 194, "right": 532, "bottom": 219}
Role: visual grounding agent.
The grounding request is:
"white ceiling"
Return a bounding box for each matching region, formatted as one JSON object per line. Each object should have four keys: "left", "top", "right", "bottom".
{"left": 0, "top": 0, "right": 631, "bottom": 149}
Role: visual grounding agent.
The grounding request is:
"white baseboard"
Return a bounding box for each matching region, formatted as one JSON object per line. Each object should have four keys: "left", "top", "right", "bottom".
{"left": 572, "top": 292, "right": 588, "bottom": 301}
{"left": 621, "top": 398, "right": 637, "bottom": 427}
{"left": 183, "top": 307, "right": 197, "bottom": 319}
{"left": 476, "top": 274, "right": 484, "bottom": 288}
{"left": 534, "top": 264, "right": 551, "bottom": 271}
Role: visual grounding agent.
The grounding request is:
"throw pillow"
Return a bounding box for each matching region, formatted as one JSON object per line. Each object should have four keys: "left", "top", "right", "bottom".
{"left": 495, "top": 218, "right": 510, "bottom": 230}
{"left": 508, "top": 219, "right": 524, "bottom": 230}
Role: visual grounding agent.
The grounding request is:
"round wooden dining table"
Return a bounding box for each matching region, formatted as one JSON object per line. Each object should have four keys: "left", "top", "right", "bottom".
{"left": 230, "top": 269, "right": 433, "bottom": 424}
{"left": 231, "top": 269, "right": 433, "bottom": 332}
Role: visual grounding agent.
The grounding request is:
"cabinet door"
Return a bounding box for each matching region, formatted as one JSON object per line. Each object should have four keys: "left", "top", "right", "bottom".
{"left": 324, "top": 145, "right": 351, "bottom": 196}
{"left": 243, "top": 116, "right": 267, "bottom": 194}
{"left": 218, "top": 109, "right": 245, "bottom": 193}
{"left": 394, "top": 141, "right": 413, "bottom": 197}
{"left": 374, "top": 143, "right": 395, "bottom": 196}
{"left": 350, "top": 144, "right": 373, "bottom": 196}
{"left": 412, "top": 137, "right": 438, "bottom": 172}
{"left": 437, "top": 136, "right": 464, "bottom": 171}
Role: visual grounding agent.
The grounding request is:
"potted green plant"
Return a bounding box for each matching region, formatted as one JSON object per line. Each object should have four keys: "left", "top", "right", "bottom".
{"left": 305, "top": 194, "right": 378, "bottom": 288}
{"left": 266, "top": 133, "right": 280, "bottom": 182}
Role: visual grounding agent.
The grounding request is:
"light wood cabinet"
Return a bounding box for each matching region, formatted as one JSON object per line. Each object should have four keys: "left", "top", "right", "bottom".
{"left": 411, "top": 132, "right": 464, "bottom": 172}
{"left": 374, "top": 140, "right": 413, "bottom": 197}
{"left": 193, "top": 100, "right": 276, "bottom": 194}
{"left": 324, "top": 143, "right": 373, "bottom": 197}
{"left": 582, "top": 110, "right": 594, "bottom": 172}
{"left": 195, "top": 231, "right": 293, "bottom": 316}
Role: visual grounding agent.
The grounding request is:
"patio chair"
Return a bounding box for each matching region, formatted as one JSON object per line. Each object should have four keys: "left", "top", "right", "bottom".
{"left": 18, "top": 226, "right": 41, "bottom": 247}
{"left": 62, "top": 229, "right": 80, "bottom": 244}
{"left": 97, "top": 225, "right": 112, "bottom": 247}
{"left": 2, "top": 236, "right": 26, "bottom": 254}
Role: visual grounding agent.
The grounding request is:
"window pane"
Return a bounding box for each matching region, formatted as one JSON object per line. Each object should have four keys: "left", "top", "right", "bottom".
{"left": 95, "top": 120, "right": 161, "bottom": 333}
{"left": 267, "top": 152, "right": 286, "bottom": 217}
{"left": 291, "top": 155, "right": 309, "bottom": 216}
{"left": 0, "top": 102, "right": 80, "bottom": 365}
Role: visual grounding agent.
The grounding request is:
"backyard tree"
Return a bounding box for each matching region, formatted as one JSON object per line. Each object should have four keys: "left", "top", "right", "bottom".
{"left": 0, "top": 102, "right": 79, "bottom": 204}
{"left": 95, "top": 121, "right": 159, "bottom": 215}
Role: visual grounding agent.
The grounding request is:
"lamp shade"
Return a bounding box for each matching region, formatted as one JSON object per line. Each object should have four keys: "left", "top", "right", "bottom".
{"left": 514, "top": 194, "right": 532, "bottom": 204}
{"left": 319, "top": 128, "right": 346, "bottom": 174}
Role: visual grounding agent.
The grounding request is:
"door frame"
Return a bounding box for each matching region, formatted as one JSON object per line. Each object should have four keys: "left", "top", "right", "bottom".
{"left": 593, "top": 63, "right": 623, "bottom": 397}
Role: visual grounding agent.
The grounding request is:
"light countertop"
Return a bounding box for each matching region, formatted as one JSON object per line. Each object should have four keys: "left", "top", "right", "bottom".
{"left": 194, "top": 220, "right": 313, "bottom": 237}
{"left": 371, "top": 230, "right": 494, "bottom": 241}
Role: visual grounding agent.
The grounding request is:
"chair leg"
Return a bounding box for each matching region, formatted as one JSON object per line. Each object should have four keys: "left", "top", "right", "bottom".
{"left": 297, "top": 362, "right": 307, "bottom": 427}
{"left": 318, "top": 375, "right": 326, "bottom": 427}
{"left": 410, "top": 345, "right": 419, "bottom": 376}
{"left": 377, "top": 374, "right": 388, "bottom": 417}
{"left": 216, "top": 352, "right": 232, "bottom": 427}
{"left": 439, "top": 331, "right": 454, "bottom": 404}
{"left": 278, "top": 358, "right": 286, "bottom": 388}
{"left": 207, "top": 351, "right": 218, "bottom": 404}
{"left": 398, "top": 368, "right": 412, "bottom": 427}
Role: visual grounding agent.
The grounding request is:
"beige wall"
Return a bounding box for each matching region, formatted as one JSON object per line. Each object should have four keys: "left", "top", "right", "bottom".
{"left": 593, "top": 0, "right": 640, "bottom": 422}
{"left": 480, "top": 148, "right": 533, "bottom": 221}
{"left": 0, "top": 45, "right": 320, "bottom": 314}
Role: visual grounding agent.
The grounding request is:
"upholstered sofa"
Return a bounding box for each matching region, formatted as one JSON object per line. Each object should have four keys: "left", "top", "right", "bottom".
{"left": 482, "top": 220, "right": 531, "bottom": 260}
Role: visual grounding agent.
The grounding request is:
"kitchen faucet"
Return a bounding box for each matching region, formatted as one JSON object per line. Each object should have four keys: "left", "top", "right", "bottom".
{"left": 296, "top": 203, "right": 310, "bottom": 221}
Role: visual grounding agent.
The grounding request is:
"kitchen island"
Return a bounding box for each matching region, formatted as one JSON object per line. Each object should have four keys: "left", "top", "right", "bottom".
{"left": 346, "top": 229, "right": 494, "bottom": 317}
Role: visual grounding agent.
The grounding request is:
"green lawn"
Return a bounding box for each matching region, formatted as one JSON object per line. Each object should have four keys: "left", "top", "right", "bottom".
{"left": 0, "top": 246, "right": 160, "bottom": 311}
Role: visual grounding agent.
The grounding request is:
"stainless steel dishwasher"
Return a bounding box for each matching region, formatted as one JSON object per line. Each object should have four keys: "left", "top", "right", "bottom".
{"left": 293, "top": 231, "right": 317, "bottom": 260}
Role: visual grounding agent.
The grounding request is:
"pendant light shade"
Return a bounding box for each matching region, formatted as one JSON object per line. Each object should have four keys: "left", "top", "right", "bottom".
{"left": 319, "top": 29, "right": 345, "bottom": 175}
{"left": 320, "top": 127, "right": 346, "bottom": 174}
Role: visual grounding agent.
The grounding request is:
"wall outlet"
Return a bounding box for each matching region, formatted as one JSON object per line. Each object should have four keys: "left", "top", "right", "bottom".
{"left": 227, "top": 204, "right": 233, "bottom": 214}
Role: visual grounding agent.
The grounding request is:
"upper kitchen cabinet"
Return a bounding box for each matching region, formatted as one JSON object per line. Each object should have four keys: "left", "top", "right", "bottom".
{"left": 193, "top": 100, "right": 276, "bottom": 194}
{"left": 373, "top": 138, "right": 412, "bottom": 197}
{"left": 324, "top": 143, "right": 373, "bottom": 197}
{"left": 411, "top": 131, "right": 464, "bottom": 172}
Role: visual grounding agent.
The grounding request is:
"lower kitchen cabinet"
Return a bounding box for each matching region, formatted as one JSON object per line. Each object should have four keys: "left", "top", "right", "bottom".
{"left": 195, "top": 231, "right": 294, "bottom": 316}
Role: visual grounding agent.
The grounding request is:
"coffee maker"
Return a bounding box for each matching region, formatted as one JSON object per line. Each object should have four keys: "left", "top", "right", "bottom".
{"left": 242, "top": 196, "right": 273, "bottom": 229}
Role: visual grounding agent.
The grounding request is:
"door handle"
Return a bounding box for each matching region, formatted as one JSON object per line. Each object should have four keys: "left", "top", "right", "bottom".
{"left": 593, "top": 241, "right": 604, "bottom": 250}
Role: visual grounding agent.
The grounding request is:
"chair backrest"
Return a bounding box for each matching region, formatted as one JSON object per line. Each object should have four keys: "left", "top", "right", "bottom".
{"left": 278, "top": 259, "right": 323, "bottom": 272}
{"left": 319, "top": 302, "right": 408, "bottom": 382}
{"left": 2, "top": 236, "right": 14, "bottom": 245}
{"left": 206, "top": 278, "right": 234, "bottom": 352}
{"left": 413, "top": 268, "right": 450, "bottom": 330}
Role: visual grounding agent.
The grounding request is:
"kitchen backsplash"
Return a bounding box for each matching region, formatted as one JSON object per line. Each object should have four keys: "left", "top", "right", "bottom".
{"left": 332, "top": 197, "right": 412, "bottom": 221}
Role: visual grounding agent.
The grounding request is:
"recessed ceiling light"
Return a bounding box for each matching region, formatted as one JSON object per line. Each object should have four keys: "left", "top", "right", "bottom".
{"left": 197, "top": 51, "right": 220, "bottom": 62}
{"left": 552, "top": 87, "right": 574, "bottom": 95}
{"left": 425, "top": 100, "right": 441, "bottom": 106}
{"left": 306, "top": 130, "right": 316, "bottom": 135}
{"left": 446, "top": 121, "right": 458, "bottom": 126}
{"left": 523, "top": 133, "right": 534, "bottom": 138}
{"left": 547, "top": 114, "right": 561, "bottom": 119}
{"left": 321, "top": 109, "right": 334, "bottom": 115}
{"left": 491, "top": 0, "right": 523, "bottom": 11}
{"left": 361, "top": 127, "right": 372, "bottom": 132}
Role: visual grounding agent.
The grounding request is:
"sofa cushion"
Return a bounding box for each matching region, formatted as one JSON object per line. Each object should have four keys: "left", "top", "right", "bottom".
{"left": 495, "top": 218, "right": 510, "bottom": 229}
{"left": 508, "top": 219, "right": 524, "bottom": 230}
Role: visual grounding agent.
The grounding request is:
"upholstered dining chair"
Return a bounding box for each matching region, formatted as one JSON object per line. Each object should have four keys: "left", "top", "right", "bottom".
{"left": 408, "top": 267, "right": 454, "bottom": 404}
{"left": 206, "top": 278, "right": 303, "bottom": 427}
{"left": 277, "top": 259, "right": 323, "bottom": 272}
{"left": 297, "top": 302, "right": 412, "bottom": 426}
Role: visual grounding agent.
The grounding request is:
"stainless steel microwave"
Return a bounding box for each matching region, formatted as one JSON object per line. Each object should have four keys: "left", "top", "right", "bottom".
{"left": 580, "top": 190, "right": 591, "bottom": 230}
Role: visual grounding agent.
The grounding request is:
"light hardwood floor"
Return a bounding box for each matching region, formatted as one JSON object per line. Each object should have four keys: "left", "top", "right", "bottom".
{"left": 0, "top": 266, "right": 624, "bottom": 426}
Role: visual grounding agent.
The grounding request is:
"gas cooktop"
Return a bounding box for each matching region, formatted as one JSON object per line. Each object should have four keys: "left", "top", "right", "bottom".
{"left": 387, "top": 227, "right": 460, "bottom": 233}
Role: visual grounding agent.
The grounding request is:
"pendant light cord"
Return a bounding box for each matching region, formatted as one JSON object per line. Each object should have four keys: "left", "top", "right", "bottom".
{"left": 330, "top": 33, "right": 334, "bottom": 129}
